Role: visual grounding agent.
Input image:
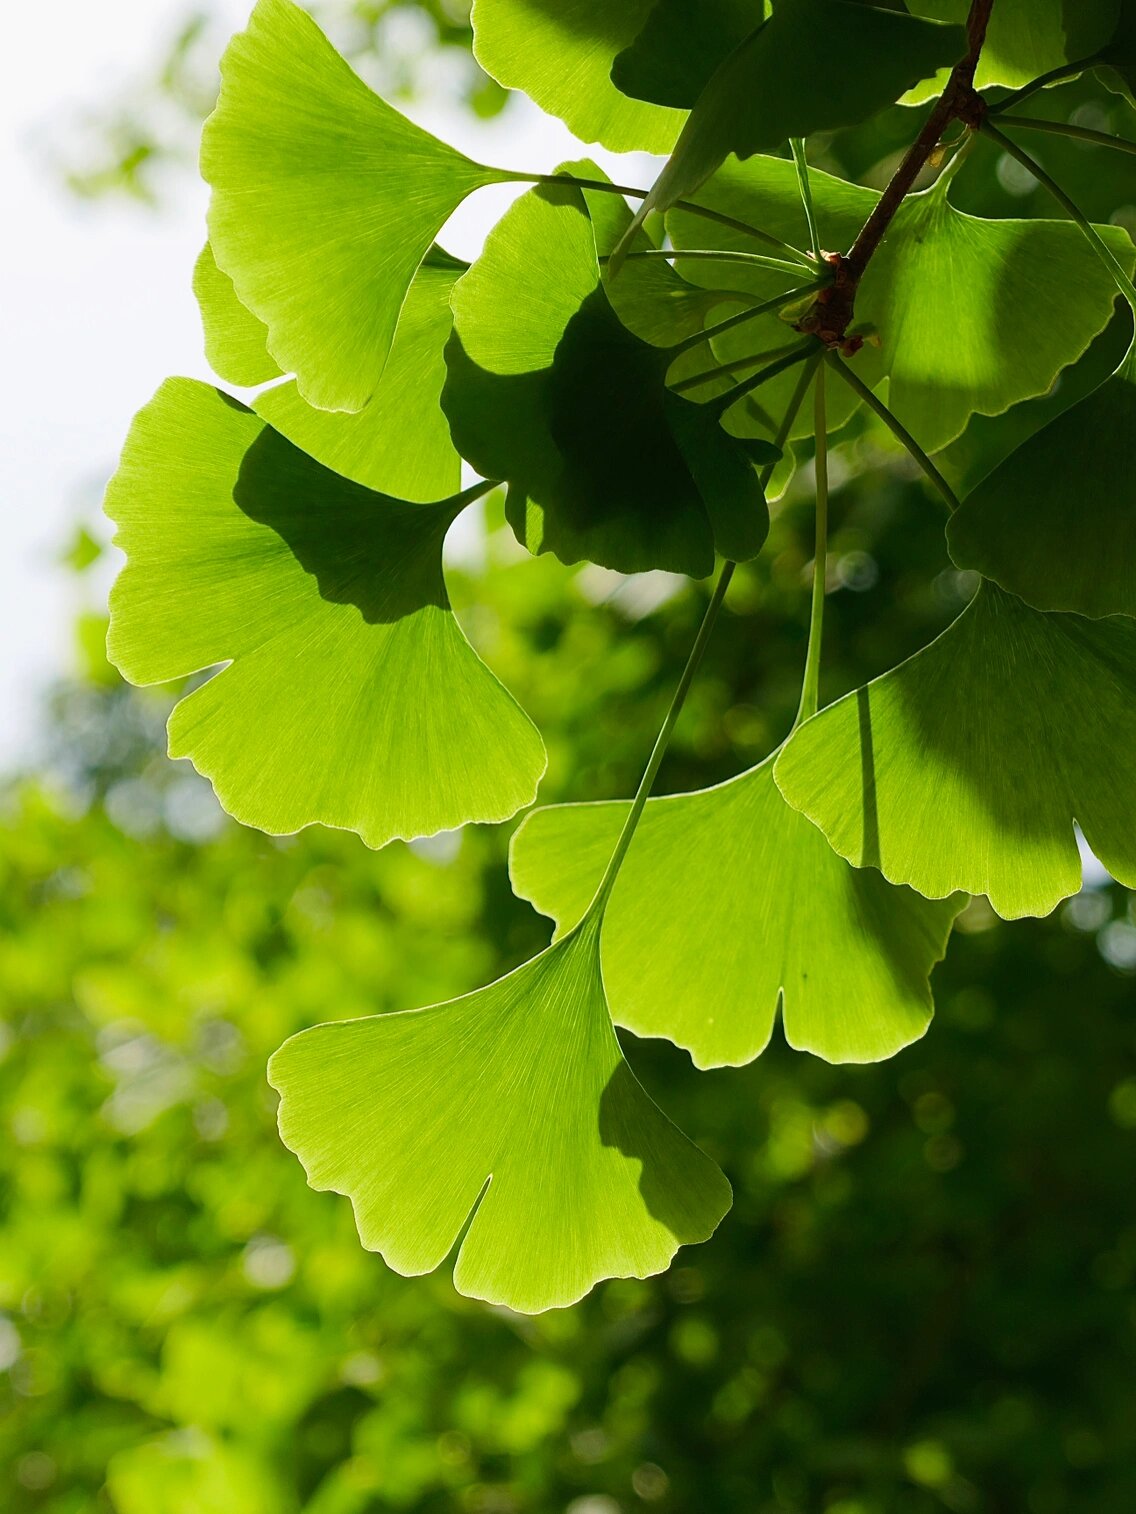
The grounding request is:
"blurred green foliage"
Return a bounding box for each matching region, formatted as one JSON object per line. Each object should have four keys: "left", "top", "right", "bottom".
{"left": 4, "top": 482, "right": 1135, "bottom": 1512}
{"left": 53, "top": 2, "right": 503, "bottom": 204}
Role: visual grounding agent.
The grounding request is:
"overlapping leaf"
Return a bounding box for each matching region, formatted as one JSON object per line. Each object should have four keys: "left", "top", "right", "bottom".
{"left": 442, "top": 170, "right": 774, "bottom": 576}
{"left": 611, "top": 0, "right": 763, "bottom": 110}
{"left": 906, "top": 0, "right": 1120, "bottom": 93}
{"left": 511, "top": 757, "right": 962, "bottom": 1068}
{"left": 947, "top": 344, "right": 1136, "bottom": 618}
{"left": 105, "top": 379, "right": 545, "bottom": 848}
{"left": 268, "top": 913, "right": 731, "bottom": 1312}
{"left": 195, "top": 242, "right": 464, "bottom": 501}
{"left": 202, "top": 0, "right": 511, "bottom": 412}
{"left": 470, "top": 0, "right": 684, "bottom": 153}
{"left": 619, "top": 0, "right": 964, "bottom": 239}
{"left": 775, "top": 582, "right": 1136, "bottom": 919}
{"left": 669, "top": 157, "right": 1135, "bottom": 451}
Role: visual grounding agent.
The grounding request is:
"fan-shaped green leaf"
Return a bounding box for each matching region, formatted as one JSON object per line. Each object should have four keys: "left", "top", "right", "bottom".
{"left": 775, "top": 581, "right": 1136, "bottom": 919}
{"left": 611, "top": 0, "right": 763, "bottom": 110}
{"left": 255, "top": 255, "right": 464, "bottom": 501}
{"left": 947, "top": 345, "right": 1136, "bottom": 619}
{"left": 510, "top": 756, "right": 961, "bottom": 1068}
{"left": 268, "top": 912, "right": 731, "bottom": 1312}
{"left": 105, "top": 379, "right": 545, "bottom": 848}
{"left": 470, "top": 0, "right": 684, "bottom": 154}
{"left": 442, "top": 172, "right": 770, "bottom": 576}
{"left": 202, "top": 0, "right": 510, "bottom": 413}
{"left": 195, "top": 241, "right": 464, "bottom": 501}
{"left": 906, "top": 0, "right": 1119, "bottom": 93}
{"left": 621, "top": 1, "right": 964, "bottom": 237}
{"left": 670, "top": 158, "right": 1135, "bottom": 451}
{"left": 193, "top": 243, "right": 281, "bottom": 388}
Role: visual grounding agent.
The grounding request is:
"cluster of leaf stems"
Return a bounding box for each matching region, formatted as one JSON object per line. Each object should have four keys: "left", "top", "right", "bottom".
{"left": 504, "top": 0, "right": 1136, "bottom": 931}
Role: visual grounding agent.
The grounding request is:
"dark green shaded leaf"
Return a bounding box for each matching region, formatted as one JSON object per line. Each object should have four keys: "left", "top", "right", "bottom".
{"left": 947, "top": 344, "right": 1136, "bottom": 619}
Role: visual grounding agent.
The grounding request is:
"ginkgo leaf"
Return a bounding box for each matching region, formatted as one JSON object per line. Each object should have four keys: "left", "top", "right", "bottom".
{"left": 906, "top": 0, "right": 1119, "bottom": 94}
{"left": 774, "top": 581, "right": 1136, "bottom": 920}
{"left": 510, "top": 756, "right": 962, "bottom": 1069}
{"left": 618, "top": 0, "right": 964, "bottom": 241}
{"left": 255, "top": 253, "right": 465, "bottom": 502}
{"left": 470, "top": 0, "right": 684, "bottom": 154}
{"left": 669, "top": 157, "right": 1135, "bottom": 452}
{"left": 195, "top": 241, "right": 464, "bottom": 501}
{"left": 1099, "top": 0, "right": 1136, "bottom": 98}
{"left": 193, "top": 243, "right": 281, "bottom": 388}
{"left": 947, "top": 345, "right": 1136, "bottom": 619}
{"left": 442, "top": 171, "right": 771, "bottom": 576}
{"left": 611, "top": 0, "right": 763, "bottom": 110}
{"left": 202, "top": 0, "right": 512, "bottom": 413}
{"left": 105, "top": 378, "right": 545, "bottom": 848}
{"left": 268, "top": 912, "right": 731, "bottom": 1313}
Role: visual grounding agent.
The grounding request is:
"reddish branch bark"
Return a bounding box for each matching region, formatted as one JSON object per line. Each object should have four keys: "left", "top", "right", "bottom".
{"left": 799, "top": 0, "right": 995, "bottom": 350}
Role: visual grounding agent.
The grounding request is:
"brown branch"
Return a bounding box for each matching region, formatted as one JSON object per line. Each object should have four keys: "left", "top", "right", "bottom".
{"left": 801, "top": 0, "right": 995, "bottom": 349}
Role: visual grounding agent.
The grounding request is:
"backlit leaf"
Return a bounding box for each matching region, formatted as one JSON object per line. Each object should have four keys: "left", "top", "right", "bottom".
{"left": 470, "top": 0, "right": 684, "bottom": 153}
{"left": 510, "top": 757, "right": 962, "bottom": 1068}
{"left": 775, "top": 582, "right": 1136, "bottom": 919}
{"left": 105, "top": 379, "right": 545, "bottom": 848}
{"left": 906, "top": 0, "right": 1120, "bottom": 94}
{"left": 202, "top": 0, "right": 510, "bottom": 412}
{"left": 268, "top": 912, "right": 731, "bottom": 1312}
{"left": 670, "top": 157, "right": 1135, "bottom": 451}
{"left": 621, "top": 1, "right": 965, "bottom": 235}
{"left": 947, "top": 343, "right": 1136, "bottom": 619}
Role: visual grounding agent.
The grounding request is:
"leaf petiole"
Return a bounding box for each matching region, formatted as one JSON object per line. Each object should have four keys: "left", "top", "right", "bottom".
{"left": 989, "top": 54, "right": 1105, "bottom": 115}
{"left": 514, "top": 171, "right": 815, "bottom": 266}
{"left": 599, "top": 247, "right": 816, "bottom": 279}
{"left": 790, "top": 139, "right": 823, "bottom": 264}
{"left": 589, "top": 357, "right": 821, "bottom": 916}
{"left": 827, "top": 354, "right": 960, "bottom": 514}
{"left": 711, "top": 339, "right": 820, "bottom": 416}
{"left": 668, "top": 279, "right": 829, "bottom": 360}
{"left": 671, "top": 338, "right": 815, "bottom": 395}
{"left": 992, "top": 115, "right": 1136, "bottom": 159}
{"left": 794, "top": 364, "right": 828, "bottom": 729}
{"left": 980, "top": 120, "right": 1136, "bottom": 315}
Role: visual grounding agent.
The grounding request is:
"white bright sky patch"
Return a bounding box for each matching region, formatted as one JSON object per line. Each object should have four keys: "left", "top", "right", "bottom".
{"left": 0, "top": 0, "right": 657, "bottom": 772}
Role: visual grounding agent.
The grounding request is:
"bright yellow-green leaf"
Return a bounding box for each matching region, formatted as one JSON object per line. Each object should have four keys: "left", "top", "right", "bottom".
{"left": 105, "top": 379, "right": 545, "bottom": 848}
{"left": 268, "top": 912, "right": 731, "bottom": 1313}
{"left": 510, "top": 756, "right": 962, "bottom": 1068}
{"left": 471, "top": 0, "right": 685, "bottom": 153}
{"left": 202, "top": 0, "right": 510, "bottom": 412}
{"left": 775, "top": 582, "right": 1136, "bottom": 919}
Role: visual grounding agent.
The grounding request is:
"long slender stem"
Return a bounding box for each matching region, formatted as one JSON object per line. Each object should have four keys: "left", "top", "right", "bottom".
{"left": 990, "top": 54, "right": 1103, "bottom": 114}
{"left": 672, "top": 339, "right": 811, "bottom": 396}
{"left": 827, "top": 354, "right": 961, "bottom": 514}
{"left": 589, "top": 362, "right": 819, "bottom": 915}
{"left": 794, "top": 366, "right": 828, "bottom": 729}
{"left": 996, "top": 115, "right": 1136, "bottom": 157}
{"left": 600, "top": 247, "right": 813, "bottom": 278}
{"left": 669, "top": 280, "right": 827, "bottom": 359}
{"left": 712, "top": 339, "right": 820, "bottom": 415}
{"left": 515, "top": 172, "right": 814, "bottom": 265}
{"left": 980, "top": 120, "right": 1136, "bottom": 313}
{"left": 790, "top": 139, "right": 823, "bottom": 263}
